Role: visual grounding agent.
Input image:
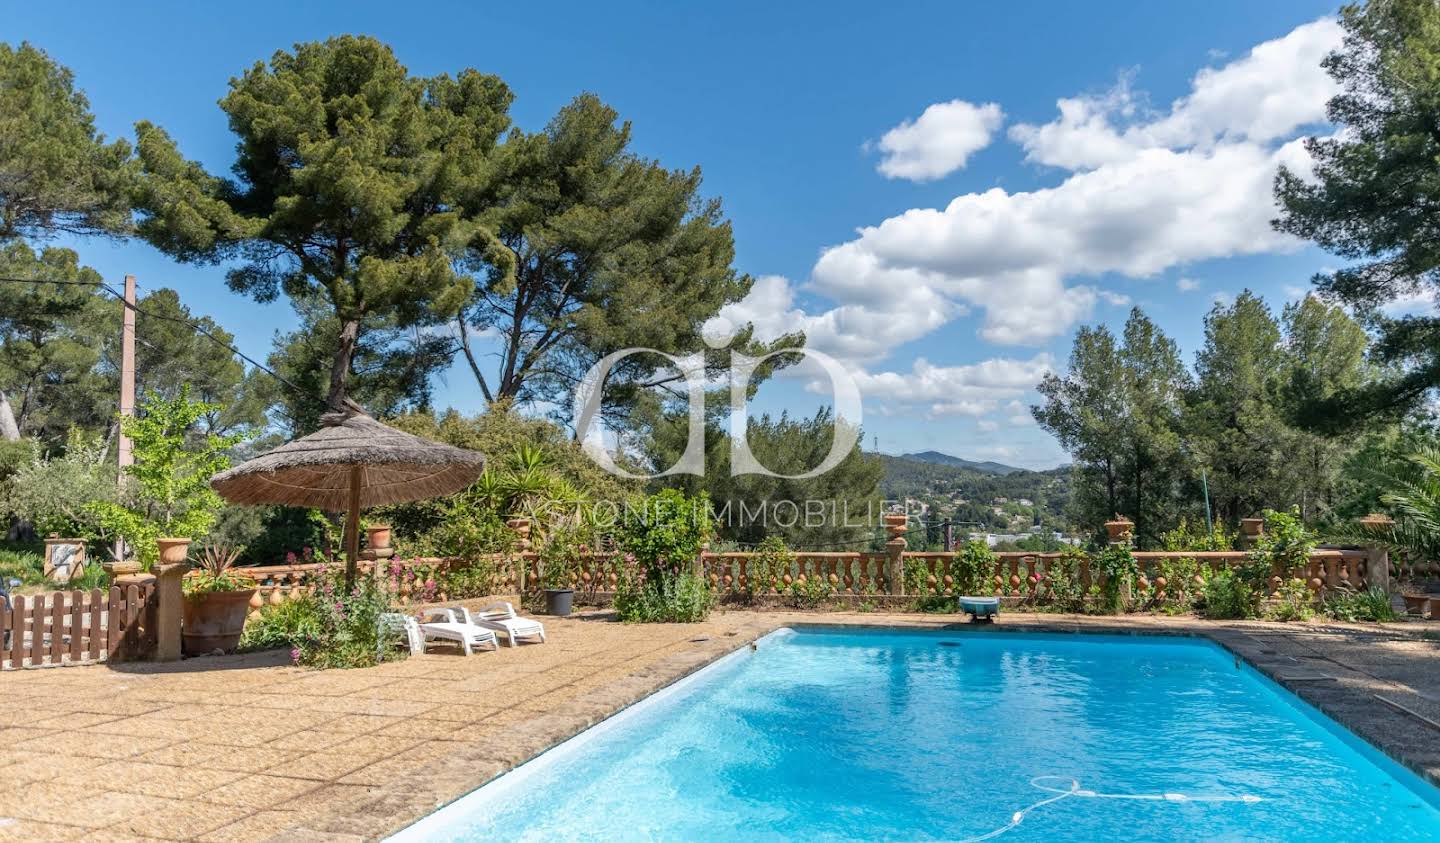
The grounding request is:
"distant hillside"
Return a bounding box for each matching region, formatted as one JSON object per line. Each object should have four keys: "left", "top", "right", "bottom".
{"left": 899, "top": 450, "right": 1026, "bottom": 475}
{"left": 880, "top": 454, "right": 1071, "bottom": 517}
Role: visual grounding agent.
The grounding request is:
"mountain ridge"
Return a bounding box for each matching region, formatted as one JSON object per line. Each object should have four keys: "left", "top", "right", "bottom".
{"left": 898, "top": 450, "right": 1028, "bottom": 475}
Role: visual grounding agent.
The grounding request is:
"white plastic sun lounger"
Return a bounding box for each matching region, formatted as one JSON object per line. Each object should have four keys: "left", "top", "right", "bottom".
{"left": 459, "top": 602, "right": 546, "bottom": 647}
{"left": 381, "top": 612, "right": 499, "bottom": 656}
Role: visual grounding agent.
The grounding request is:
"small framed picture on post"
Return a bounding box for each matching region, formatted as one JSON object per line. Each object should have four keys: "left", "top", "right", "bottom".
{"left": 43, "top": 535, "right": 87, "bottom": 584}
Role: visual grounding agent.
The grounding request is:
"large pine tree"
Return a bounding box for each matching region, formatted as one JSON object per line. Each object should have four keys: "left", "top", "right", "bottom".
{"left": 1274, "top": 0, "right": 1440, "bottom": 426}
{"left": 132, "top": 36, "right": 514, "bottom": 413}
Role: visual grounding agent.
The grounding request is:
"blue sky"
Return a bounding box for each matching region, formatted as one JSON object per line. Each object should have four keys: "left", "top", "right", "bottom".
{"left": 6, "top": 0, "right": 1347, "bottom": 468}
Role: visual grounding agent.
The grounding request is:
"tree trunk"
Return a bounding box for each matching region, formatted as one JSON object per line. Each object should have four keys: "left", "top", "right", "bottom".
{"left": 328, "top": 318, "right": 362, "bottom": 410}
{"left": 0, "top": 390, "right": 19, "bottom": 441}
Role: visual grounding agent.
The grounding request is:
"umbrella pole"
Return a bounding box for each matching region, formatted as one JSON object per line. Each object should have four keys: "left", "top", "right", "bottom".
{"left": 344, "top": 465, "right": 361, "bottom": 588}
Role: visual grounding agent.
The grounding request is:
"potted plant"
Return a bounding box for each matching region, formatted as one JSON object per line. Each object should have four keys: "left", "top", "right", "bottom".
{"left": 182, "top": 543, "right": 258, "bottom": 655}
{"left": 1103, "top": 514, "right": 1135, "bottom": 544}
{"left": 539, "top": 530, "right": 584, "bottom": 616}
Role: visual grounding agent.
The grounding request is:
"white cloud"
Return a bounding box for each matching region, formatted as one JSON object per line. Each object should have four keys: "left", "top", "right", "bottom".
{"left": 969, "top": 444, "right": 1020, "bottom": 461}
{"left": 709, "top": 274, "right": 959, "bottom": 364}
{"left": 1004, "top": 400, "right": 1035, "bottom": 427}
{"left": 710, "top": 16, "right": 1343, "bottom": 453}
{"left": 806, "top": 17, "right": 1341, "bottom": 348}
{"left": 873, "top": 100, "right": 1004, "bottom": 181}
{"left": 1010, "top": 18, "right": 1342, "bottom": 170}
{"left": 1212, "top": 291, "right": 1234, "bottom": 306}
{"left": 1381, "top": 288, "right": 1439, "bottom": 318}
{"left": 852, "top": 354, "right": 1053, "bottom": 414}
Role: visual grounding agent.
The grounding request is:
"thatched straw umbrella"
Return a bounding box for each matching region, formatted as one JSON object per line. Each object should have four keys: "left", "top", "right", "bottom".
{"left": 209, "top": 402, "right": 485, "bottom": 585}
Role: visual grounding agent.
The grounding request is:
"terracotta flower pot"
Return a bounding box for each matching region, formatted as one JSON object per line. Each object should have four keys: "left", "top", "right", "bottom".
{"left": 1103, "top": 517, "right": 1134, "bottom": 543}
{"left": 156, "top": 537, "right": 192, "bottom": 566}
{"left": 1240, "top": 517, "right": 1265, "bottom": 539}
{"left": 366, "top": 524, "right": 393, "bottom": 550}
{"left": 183, "top": 588, "right": 259, "bottom": 655}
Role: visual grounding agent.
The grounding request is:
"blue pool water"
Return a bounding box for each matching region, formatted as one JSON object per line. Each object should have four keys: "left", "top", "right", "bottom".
{"left": 393, "top": 628, "right": 1440, "bottom": 842}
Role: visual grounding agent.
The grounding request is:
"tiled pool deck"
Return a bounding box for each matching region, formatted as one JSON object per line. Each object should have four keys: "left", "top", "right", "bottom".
{"left": 1, "top": 608, "right": 1437, "bottom": 841}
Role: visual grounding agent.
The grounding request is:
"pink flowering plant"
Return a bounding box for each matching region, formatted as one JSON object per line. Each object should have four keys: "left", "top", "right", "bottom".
{"left": 387, "top": 558, "right": 440, "bottom": 604}
{"left": 238, "top": 562, "right": 406, "bottom": 669}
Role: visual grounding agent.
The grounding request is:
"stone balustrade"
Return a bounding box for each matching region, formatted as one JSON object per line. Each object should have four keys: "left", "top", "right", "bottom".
{"left": 214, "top": 540, "right": 1388, "bottom": 615}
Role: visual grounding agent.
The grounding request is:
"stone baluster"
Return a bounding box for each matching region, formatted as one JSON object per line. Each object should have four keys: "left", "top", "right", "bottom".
{"left": 882, "top": 514, "right": 907, "bottom": 595}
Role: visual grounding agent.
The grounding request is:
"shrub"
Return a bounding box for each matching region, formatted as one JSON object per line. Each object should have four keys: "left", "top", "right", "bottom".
{"left": 239, "top": 597, "right": 323, "bottom": 651}
{"left": 437, "top": 558, "right": 507, "bottom": 599}
{"left": 787, "top": 574, "right": 835, "bottom": 609}
{"left": 1323, "top": 587, "right": 1399, "bottom": 623}
{"left": 0, "top": 546, "right": 46, "bottom": 587}
{"left": 294, "top": 566, "right": 407, "bottom": 668}
{"left": 1154, "top": 556, "right": 1201, "bottom": 611}
{"left": 218, "top": 506, "right": 333, "bottom": 566}
{"left": 383, "top": 558, "right": 440, "bottom": 604}
{"left": 1160, "top": 518, "right": 1235, "bottom": 552}
{"left": 619, "top": 488, "right": 712, "bottom": 579}
{"left": 1094, "top": 545, "right": 1137, "bottom": 614}
{"left": 1249, "top": 508, "right": 1315, "bottom": 579}
{"left": 1041, "top": 548, "right": 1086, "bottom": 612}
{"left": 539, "top": 525, "right": 590, "bottom": 591}
{"left": 615, "top": 489, "right": 714, "bottom": 623}
{"left": 953, "top": 541, "right": 996, "bottom": 596}
{"left": 1201, "top": 568, "right": 1256, "bottom": 619}
{"left": 613, "top": 570, "right": 713, "bottom": 623}
{"left": 1269, "top": 577, "right": 1315, "bottom": 622}
{"left": 3, "top": 432, "right": 114, "bottom": 540}
{"left": 67, "top": 563, "right": 111, "bottom": 591}
{"left": 746, "top": 536, "right": 793, "bottom": 603}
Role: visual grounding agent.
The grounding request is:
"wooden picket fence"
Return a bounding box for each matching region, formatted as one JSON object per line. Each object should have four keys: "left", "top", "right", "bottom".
{"left": 1, "top": 583, "right": 156, "bottom": 670}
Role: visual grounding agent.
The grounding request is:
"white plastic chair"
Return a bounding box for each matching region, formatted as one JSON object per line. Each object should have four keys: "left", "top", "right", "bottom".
{"left": 459, "top": 602, "right": 546, "bottom": 647}
{"left": 380, "top": 611, "right": 498, "bottom": 656}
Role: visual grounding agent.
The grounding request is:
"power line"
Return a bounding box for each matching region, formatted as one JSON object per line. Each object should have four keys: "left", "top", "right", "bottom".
{"left": 0, "top": 273, "right": 321, "bottom": 413}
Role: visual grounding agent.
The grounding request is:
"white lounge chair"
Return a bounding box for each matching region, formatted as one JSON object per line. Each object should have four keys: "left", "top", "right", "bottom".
{"left": 380, "top": 611, "right": 499, "bottom": 656}
{"left": 459, "top": 602, "right": 546, "bottom": 647}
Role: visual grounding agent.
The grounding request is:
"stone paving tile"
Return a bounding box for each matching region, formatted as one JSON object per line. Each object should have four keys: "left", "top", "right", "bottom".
{"left": 0, "top": 726, "right": 57, "bottom": 745}
{"left": 131, "top": 742, "right": 232, "bottom": 769}
{"left": 6, "top": 783, "right": 164, "bottom": 829}
{"left": 262, "top": 751, "right": 381, "bottom": 783}
{"left": 109, "top": 799, "right": 253, "bottom": 840}
{"left": 261, "top": 728, "right": 357, "bottom": 753}
{"left": 12, "top": 730, "right": 176, "bottom": 760}
{"left": 74, "top": 828, "right": 161, "bottom": 843}
{"left": 92, "top": 761, "right": 245, "bottom": 800}
{"left": 193, "top": 746, "right": 307, "bottom": 775}
{"left": 197, "top": 811, "right": 293, "bottom": 843}
{"left": 374, "top": 717, "right": 486, "bottom": 742}
{"left": 0, "top": 819, "right": 86, "bottom": 842}
{"left": 28, "top": 711, "right": 125, "bottom": 730}
{"left": 205, "top": 775, "right": 323, "bottom": 809}
{"left": 0, "top": 752, "right": 118, "bottom": 787}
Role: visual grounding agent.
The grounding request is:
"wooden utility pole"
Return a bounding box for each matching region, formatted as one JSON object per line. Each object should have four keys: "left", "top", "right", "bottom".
{"left": 118, "top": 275, "right": 136, "bottom": 471}
{"left": 115, "top": 275, "right": 136, "bottom": 563}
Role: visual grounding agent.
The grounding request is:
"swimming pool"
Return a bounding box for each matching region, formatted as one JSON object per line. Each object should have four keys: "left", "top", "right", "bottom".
{"left": 391, "top": 627, "right": 1440, "bottom": 842}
